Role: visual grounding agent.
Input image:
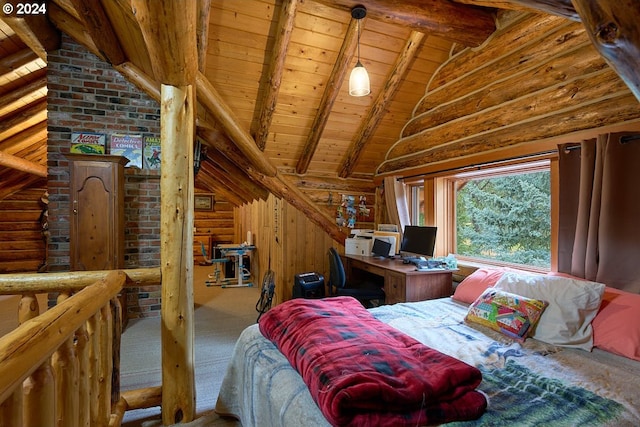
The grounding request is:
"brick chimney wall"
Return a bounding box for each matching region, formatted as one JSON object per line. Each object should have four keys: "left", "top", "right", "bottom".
{"left": 47, "top": 35, "right": 161, "bottom": 318}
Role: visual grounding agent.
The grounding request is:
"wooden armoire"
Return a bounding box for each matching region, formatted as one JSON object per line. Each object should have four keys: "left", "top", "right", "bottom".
{"left": 68, "top": 154, "right": 128, "bottom": 271}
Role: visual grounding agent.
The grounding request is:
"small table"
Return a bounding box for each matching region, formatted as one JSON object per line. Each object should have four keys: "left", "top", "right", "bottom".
{"left": 217, "top": 244, "right": 255, "bottom": 288}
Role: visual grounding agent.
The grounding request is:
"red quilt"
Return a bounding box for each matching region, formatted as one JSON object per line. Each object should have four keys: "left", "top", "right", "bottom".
{"left": 259, "top": 296, "right": 487, "bottom": 426}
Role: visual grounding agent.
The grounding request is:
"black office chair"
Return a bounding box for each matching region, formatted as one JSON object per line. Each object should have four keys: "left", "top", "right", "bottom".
{"left": 327, "top": 247, "right": 385, "bottom": 308}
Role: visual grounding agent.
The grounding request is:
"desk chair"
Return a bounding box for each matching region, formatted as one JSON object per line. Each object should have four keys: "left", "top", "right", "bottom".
{"left": 200, "top": 242, "right": 229, "bottom": 286}
{"left": 327, "top": 247, "right": 385, "bottom": 308}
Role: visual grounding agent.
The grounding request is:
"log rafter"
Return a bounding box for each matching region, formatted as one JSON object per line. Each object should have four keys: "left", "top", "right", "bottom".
{"left": 0, "top": 150, "right": 46, "bottom": 177}
{"left": 339, "top": 30, "right": 425, "bottom": 178}
{"left": 312, "top": 0, "right": 495, "bottom": 47}
{"left": 196, "top": 0, "right": 212, "bottom": 73}
{"left": 251, "top": 0, "right": 299, "bottom": 151}
{"left": 296, "top": 16, "right": 361, "bottom": 175}
{"left": 68, "top": 0, "right": 126, "bottom": 65}
{"left": 454, "top": 0, "right": 579, "bottom": 20}
{"left": 0, "top": 14, "right": 60, "bottom": 61}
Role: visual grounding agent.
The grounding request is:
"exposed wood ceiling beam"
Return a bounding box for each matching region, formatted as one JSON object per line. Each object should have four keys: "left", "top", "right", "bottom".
{"left": 454, "top": 0, "right": 579, "bottom": 20}
{"left": 195, "top": 166, "right": 245, "bottom": 206}
{"left": 0, "top": 15, "right": 61, "bottom": 60}
{"left": 339, "top": 31, "right": 425, "bottom": 178}
{"left": 251, "top": 0, "right": 299, "bottom": 151}
{"left": 312, "top": 0, "right": 495, "bottom": 47}
{"left": 68, "top": 0, "right": 126, "bottom": 65}
{"left": 0, "top": 48, "right": 39, "bottom": 76}
{"left": 0, "top": 76, "right": 46, "bottom": 117}
{"left": 48, "top": 2, "right": 100, "bottom": 57}
{"left": 196, "top": 0, "right": 212, "bottom": 73}
{"left": 130, "top": 0, "right": 197, "bottom": 86}
{"left": 571, "top": 0, "right": 640, "bottom": 102}
{"left": 198, "top": 127, "right": 349, "bottom": 243}
{"left": 196, "top": 72, "right": 277, "bottom": 177}
{"left": 0, "top": 174, "right": 45, "bottom": 200}
{"left": 0, "top": 150, "right": 46, "bottom": 177}
{"left": 0, "top": 101, "right": 46, "bottom": 141}
{"left": 296, "top": 16, "right": 360, "bottom": 175}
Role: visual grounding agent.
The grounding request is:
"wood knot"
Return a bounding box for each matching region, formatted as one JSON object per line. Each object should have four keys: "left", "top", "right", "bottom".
{"left": 596, "top": 22, "right": 619, "bottom": 44}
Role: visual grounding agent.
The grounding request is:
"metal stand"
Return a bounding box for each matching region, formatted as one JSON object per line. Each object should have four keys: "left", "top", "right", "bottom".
{"left": 217, "top": 244, "right": 255, "bottom": 288}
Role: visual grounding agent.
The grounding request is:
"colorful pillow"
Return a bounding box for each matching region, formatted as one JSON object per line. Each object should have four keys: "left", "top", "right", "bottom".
{"left": 452, "top": 268, "right": 508, "bottom": 304}
{"left": 465, "top": 288, "right": 548, "bottom": 342}
{"left": 592, "top": 287, "right": 640, "bottom": 361}
{"left": 494, "top": 272, "right": 605, "bottom": 351}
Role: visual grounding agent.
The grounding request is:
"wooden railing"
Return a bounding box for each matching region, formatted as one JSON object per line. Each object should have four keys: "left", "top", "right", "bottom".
{"left": 0, "top": 268, "right": 162, "bottom": 427}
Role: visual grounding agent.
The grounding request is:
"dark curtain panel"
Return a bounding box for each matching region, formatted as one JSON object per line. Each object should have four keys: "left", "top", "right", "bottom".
{"left": 558, "top": 132, "right": 640, "bottom": 293}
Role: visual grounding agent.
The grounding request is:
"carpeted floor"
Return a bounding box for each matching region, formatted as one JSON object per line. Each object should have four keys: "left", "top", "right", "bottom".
{"left": 121, "top": 265, "right": 263, "bottom": 426}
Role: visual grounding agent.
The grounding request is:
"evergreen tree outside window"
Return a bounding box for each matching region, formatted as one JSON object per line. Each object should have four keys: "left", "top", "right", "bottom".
{"left": 456, "top": 170, "right": 551, "bottom": 268}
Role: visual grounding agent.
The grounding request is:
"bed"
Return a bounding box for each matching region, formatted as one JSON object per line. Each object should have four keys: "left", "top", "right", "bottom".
{"left": 215, "top": 269, "right": 640, "bottom": 426}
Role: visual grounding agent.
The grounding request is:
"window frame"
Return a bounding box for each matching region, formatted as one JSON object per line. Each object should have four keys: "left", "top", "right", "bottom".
{"left": 405, "top": 157, "right": 556, "bottom": 273}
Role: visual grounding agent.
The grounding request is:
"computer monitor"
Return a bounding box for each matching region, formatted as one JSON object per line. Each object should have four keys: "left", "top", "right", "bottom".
{"left": 400, "top": 225, "right": 437, "bottom": 257}
{"left": 371, "top": 238, "right": 392, "bottom": 258}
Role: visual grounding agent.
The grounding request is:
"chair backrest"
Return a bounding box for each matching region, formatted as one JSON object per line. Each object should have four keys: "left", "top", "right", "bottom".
{"left": 200, "top": 241, "right": 208, "bottom": 259}
{"left": 328, "top": 247, "right": 346, "bottom": 293}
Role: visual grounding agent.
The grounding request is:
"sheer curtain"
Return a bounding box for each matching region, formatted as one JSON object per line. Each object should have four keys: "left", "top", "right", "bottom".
{"left": 383, "top": 176, "right": 411, "bottom": 238}
{"left": 558, "top": 131, "right": 640, "bottom": 293}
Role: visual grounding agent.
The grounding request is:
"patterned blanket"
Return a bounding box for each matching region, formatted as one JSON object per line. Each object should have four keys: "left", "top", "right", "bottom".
{"left": 258, "top": 296, "right": 487, "bottom": 426}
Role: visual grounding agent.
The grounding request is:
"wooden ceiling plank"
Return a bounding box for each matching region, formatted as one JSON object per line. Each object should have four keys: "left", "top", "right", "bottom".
{"left": 68, "top": 0, "right": 126, "bottom": 65}
{"left": 196, "top": 72, "right": 277, "bottom": 177}
{"left": 130, "top": 0, "right": 197, "bottom": 86}
{"left": 295, "top": 16, "right": 360, "bottom": 175}
{"left": 199, "top": 160, "right": 258, "bottom": 204}
{"left": 251, "top": 0, "right": 299, "bottom": 151}
{"left": 312, "top": 0, "right": 495, "bottom": 47}
{"left": 0, "top": 150, "right": 46, "bottom": 177}
{"left": 196, "top": 0, "right": 212, "bottom": 72}
{"left": 196, "top": 162, "right": 250, "bottom": 206}
{"left": 202, "top": 147, "right": 269, "bottom": 201}
{"left": 0, "top": 14, "right": 61, "bottom": 60}
{"left": 0, "top": 100, "right": 46, "bottom": 137}
{"left": 0, "top": 75, "right": 46, "bottom": 115}
{"left": 571, "top": 0, "right": 640, "bottom": 102}
{"left": 339, "top": 31, "right": 425, "bottom": 178}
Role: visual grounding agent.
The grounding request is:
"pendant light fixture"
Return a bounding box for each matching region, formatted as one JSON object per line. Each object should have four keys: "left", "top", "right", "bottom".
{"left": 349, "top": 5, "right": 370, "bottom": 97}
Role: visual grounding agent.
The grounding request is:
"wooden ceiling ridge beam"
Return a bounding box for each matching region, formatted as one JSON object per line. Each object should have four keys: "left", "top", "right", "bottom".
{"left": 251, "top": 0, "right": 299, "bottom": 151}
{"left": 295, "top": 14, "right": 361, "bottom": 175}
{"left": 0, "top": 150, "right": 47, "bottom": 177}
{"left": 339, "top": 30, "right": 425, "bottom": 178}
{"left": 68, "top": 0, "right": 126, "bottom": 66}
{"left": 0, "top": 13, "right": 61, "bottom": 60}
{"left": 312, "top": 0, "right": 495, "bottom": 47}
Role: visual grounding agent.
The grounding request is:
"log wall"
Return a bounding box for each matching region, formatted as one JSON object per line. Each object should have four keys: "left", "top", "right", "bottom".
{"left": 378, "top": 12, "right": 640, "bottom": 176}
{"left": 0, "top": 187, "right": 47, "bottom": 273}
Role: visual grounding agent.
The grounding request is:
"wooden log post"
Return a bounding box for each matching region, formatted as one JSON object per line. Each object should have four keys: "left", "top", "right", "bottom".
{"left": 51, "top": 293, "right": 79, "bottom": 427}
{"left": 19, "top": 293, "right": 54, "bottom": 427}
{"left": 98, "top": 304, "right": 113, "bottom": 425}
{"left": 160, "top": 84, "right": 196, "bottom": 425}
{"left": 75, "top": 325, "right": 90, "bottom": 427}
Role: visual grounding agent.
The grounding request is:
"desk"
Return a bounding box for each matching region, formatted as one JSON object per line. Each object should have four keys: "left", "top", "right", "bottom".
{"left": 217, "top": 244, "right": 255, "bottom": 288}
{"left": 345, "top": 255, "right": 453, "bottom": 304}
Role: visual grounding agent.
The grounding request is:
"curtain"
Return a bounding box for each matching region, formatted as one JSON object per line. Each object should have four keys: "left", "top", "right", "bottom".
{"left": 558, "top": 131, "right": 640, "bottom": 293}
{"left": 383, "top": 176, "right": 411, "bottom": 238}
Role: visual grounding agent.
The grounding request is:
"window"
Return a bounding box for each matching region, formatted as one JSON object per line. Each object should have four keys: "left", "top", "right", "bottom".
{"left": 409, "top": 185, "right": 425, "bottom": 225}
{"left": 407, "top": 159, "right": 552, "bottom": 270}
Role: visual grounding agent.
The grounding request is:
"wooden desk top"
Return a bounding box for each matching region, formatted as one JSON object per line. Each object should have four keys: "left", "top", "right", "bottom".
{"left": 345, "top": 254, "right": 454, "bottom": 276}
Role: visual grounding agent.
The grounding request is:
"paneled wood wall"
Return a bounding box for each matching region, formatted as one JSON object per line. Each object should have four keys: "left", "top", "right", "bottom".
{"left": 236, "top": 194, "right": 344, "bottom": 305}
{"left": 0, "top": 187, "right": 47, "bottom": 273}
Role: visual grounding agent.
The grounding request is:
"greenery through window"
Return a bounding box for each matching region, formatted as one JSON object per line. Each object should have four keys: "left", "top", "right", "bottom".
{"left": 456, "top": 170, "right": 551, "bottom": 268}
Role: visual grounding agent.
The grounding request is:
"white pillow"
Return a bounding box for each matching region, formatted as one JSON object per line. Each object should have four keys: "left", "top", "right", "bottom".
{"left": 494, "top": 272, "right": 605, "bottom": 351}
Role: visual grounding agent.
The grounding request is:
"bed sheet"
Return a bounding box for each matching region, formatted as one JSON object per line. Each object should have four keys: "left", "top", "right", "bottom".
{"left": 215, "top": 297, "right": 640, "bottom": 426}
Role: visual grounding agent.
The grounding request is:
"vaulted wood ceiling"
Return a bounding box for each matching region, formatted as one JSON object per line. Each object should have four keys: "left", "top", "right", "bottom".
{"left": 0, "top": 0, "right": 638, "bottom": 218}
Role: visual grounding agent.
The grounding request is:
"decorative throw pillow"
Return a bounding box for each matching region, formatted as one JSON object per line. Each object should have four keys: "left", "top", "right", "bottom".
{"left": 494, "top": 272, "right": 605, "bottom": 351}
{"left": 453, "top": 268, "right": 508, "bottom": 304}
{"left": 592, "top": 287, "right": 640, "bottom": 361}
{"left": 465, "top": 287, "right": 548, "bottom": 342}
